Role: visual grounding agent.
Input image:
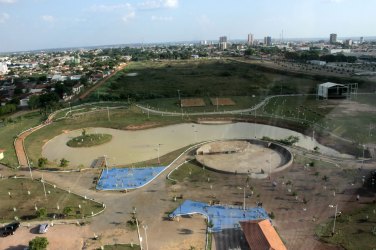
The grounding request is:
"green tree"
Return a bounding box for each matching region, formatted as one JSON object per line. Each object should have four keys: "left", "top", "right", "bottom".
{"left": 63, "top": 206, "right": 72, "bottom": 216}
{"left": 28, "top": 95, "right": 40, "bottom": 110}
{"left": 38, "top": 158, "right": 48, "bottom": 168}
{"left": 36, "top": 208, "right": 47, "bottom": 218}
{"left": 29, "top": 237, "right": 49, "bottom": 250}
{"left": 60, "top": 158, "right": 69, "bottom": 168}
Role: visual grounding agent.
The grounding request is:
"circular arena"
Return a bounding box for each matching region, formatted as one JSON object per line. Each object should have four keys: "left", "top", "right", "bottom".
{"left": 195, "top": 139, "right": 293, "bottom": 177}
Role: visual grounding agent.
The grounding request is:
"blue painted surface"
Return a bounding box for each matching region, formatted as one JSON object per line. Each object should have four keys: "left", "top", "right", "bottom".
{"left": 96, "top": 166, "right": 166, "bottom": 190}
{"left": 169, "top": 200, "right": 269, "bottom": 232}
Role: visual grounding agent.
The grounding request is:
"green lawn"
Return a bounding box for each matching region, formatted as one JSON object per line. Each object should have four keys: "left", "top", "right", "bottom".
{"left": 67, "top": 133, "right": 112, "bottom": 148}
{"left": 0, "top": 178, "right": 104, "bottom": 222}
{"left": 89, "top": 59, "right": 320, "bottom": 102}
{"left": 103, "top": 244, "right": 140, "bottom": 250}
{"left": 0, "top": 112, "right": 43, "bottom": 167}
{"left": 316, "top": 203, "right": 376, "bottom": 250}
{"left": 169, "top": 160, "right": 213, "bottom": 183}
{"left": 139, "top": 96, "right": 263, "bottom": 113}
{"left": 260, "top": 95, "right": 376, "bottom": 144}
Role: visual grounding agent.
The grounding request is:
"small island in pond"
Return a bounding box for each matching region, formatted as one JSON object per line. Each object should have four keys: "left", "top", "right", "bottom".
{"left": 66, "top": 129, "right": 112, "bottom": 148}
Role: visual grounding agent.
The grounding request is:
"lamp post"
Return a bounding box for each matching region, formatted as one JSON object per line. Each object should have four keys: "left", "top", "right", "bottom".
{"left": 143, "top": 224, "right": 149, "bottom": 250}
{"left": 329, "top": 204, "right": 338, "bottom": 236}
{"left": 238, "top": 186, "right": 246, "bottom": 211}
{"left": 157, "top": 144, "right": 162, "bottom": 164}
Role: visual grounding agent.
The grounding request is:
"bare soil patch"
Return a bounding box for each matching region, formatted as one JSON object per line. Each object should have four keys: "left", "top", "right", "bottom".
{"left": 180, "top": 98, "right": 206, "bottom": 107}
{"left": 210, "top": 97, "right": 236, "bottom": 106}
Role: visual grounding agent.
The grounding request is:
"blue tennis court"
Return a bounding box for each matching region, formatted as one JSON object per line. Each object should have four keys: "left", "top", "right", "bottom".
{"left": 96, "top": 166, "right": 166, "bottom": 190}
{"left": 169, "top": 200, "right": 269, "bottom": 232}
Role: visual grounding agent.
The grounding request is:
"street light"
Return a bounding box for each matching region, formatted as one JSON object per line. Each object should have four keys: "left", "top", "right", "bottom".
{"left": 143, "top": 224, "right": 149, "bottom": 250}
{"left": 238, "top": 186, "right": 246, "bottom": 211}
{"left": 329, "top": 204, "right": 338, "bottom": 236}
{"left": 157, "top": 144, "right": 162, "bottom": 164}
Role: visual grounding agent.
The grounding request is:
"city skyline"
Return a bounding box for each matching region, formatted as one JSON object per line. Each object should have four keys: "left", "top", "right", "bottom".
{"left": 1, "top": 0, "right": 376, "bottom": 52}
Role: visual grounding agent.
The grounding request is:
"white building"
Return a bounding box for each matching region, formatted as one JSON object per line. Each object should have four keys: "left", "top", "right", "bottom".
{"left": 318, "top": 82, "right": 348, "bottom": 99}
{"left": 308, "top": 60, "right": 327, "bottom": 66}
{"left": 0, "top": 62, "right": 8, "bottom": 75}
{"left": 247, "top": 33, "right": 254, "bottom": 46}
{"left": 330, "top": 49, "right": 351, "bottom": 54}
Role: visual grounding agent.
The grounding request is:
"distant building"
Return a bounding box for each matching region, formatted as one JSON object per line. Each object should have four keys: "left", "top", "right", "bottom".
{"left": 0, "top": 62, "right": 8, "bottom": 75}
{"left": 247, "top": 33, "right": 254, "bottom": 46}
{"left": 72, "top": 83, "right": 84, "bottom": 95}
{"left": 219, "top": 36, "right": 228, "bottom": 50}
{"left": 264, "top": 36, "right": 272, "bottom": 46}
{"left": 360, "top": 37, "right": 364, "bottom": 44}
{"left": 330, "top": 48, "right": 351, "bottom": 54}
{"left": 345, "top": 39, "right": 353, "bottom": 46}
{"left": 318, "top": 82, "right": 348, "bottom": 99}
{"left": 330, "top": 33, "right": 337, "bottom": 44}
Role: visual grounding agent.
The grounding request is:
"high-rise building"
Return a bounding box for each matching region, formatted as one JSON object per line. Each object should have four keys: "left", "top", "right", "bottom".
{"left": 345, "top": 39, "right": 353, "bottom": 46}
{"left": 247, "top": 33, "right": 254, "bottom": 46}
{"left": 330, "top": 33, "right": 337, "bottom": 44}
{"left": 219, "top": 36, "right": 228, "bottom": 50}
{"left": 264, "top": 36, "right": 272, "bottom": 46}
{"left": 360, "top": 37, "right": 364, "bottom": 44}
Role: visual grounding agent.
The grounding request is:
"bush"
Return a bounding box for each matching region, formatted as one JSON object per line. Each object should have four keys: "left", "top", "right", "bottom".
{"left": 36, "top": 208, "right": 47, "bottom": 218}
{"left": 38, "top": 158, "right": 48, "bottom": 168}
{"left": 29, "top": 237, "right": 49, "bottom": 250}
{"left": 268, "top": 211, "right": 275, "bottom": 219}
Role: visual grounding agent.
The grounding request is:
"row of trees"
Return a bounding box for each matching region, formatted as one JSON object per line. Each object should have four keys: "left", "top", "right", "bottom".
{"left": 0, "top": 104, "right": 17, "bottom": 116}
{"left": 284, "top": 51, "right": 357, "bottom": 63}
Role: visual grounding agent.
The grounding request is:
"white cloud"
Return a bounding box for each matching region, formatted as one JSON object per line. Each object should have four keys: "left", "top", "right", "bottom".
{"left": 151, "top": 15, "right": 173, "bottom": 21}
{"left": 89, "top": 3, "right": 132, "bottom": 12}
{"left": 0, "top": 12, "right": 10, "bottom": 23}
{"left": 322, "top": 0, "right": 344, "bottom": 3}
{"left": 163, "top": 0, "right": 178, "bottom": 8}
{"left": 122, "top": 11, "right": 136, "bottom": 22}
{"left": 0, "top": 0, "right": 17, "bottom": 4}
{"left": 138, "top": 0, "right": 178, "bottom": 10}
{"left": 41, "top": 15, "right": 55, "bottom": 22}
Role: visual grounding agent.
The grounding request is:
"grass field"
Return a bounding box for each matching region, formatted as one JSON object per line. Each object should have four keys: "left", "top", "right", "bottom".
{"left": 66, "top": 133, "right": 112, "bottom": 148}
{"left": 169, "top": 160, "right": 213, "bottom": 183}
{"left": 103, "top": 244, "right": 140, "bottom": 250}
{"left": 260, "top": 95, "right": 376, "bottom": 144}
{"left": 316, "top": 203, "right": 376, "bottom": 250}
{"left": 0, "top": 178, "right": 104, "bottom": 222}
{"left": 89, "top": 59, "right": 320, "bottom": 102}
{"left": 0, "top": 112, "right": 43, "bottom": 167}
{"left": 139, "top": 96, "right": 263, "bottom": 113}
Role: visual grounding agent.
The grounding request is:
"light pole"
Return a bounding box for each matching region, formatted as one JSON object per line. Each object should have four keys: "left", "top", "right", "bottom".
{"left": 28, "top": 162, "right": 33, "bottom": 180}
{"left": 143, "top": 224, "right": 149, "bottom": 250}
{"left": 329, "top": 204, "right": 338, "bottom": 236}
{"left": 362, "top": 144, "right": 365, "bottom": 168}
{"left": 157, "top": 144, "right": 162, "bottom": 164}
{"left": 177, "top": 89, "right": 181, "bottom": 100}
{"left": 238, "top": 186, "right": 246, "bottom": 211}
{"left": 104, "top": 155, "right": 109, "bottom": 174}
{"left": 135, "top": 216, "right": 143, "bottom": 250}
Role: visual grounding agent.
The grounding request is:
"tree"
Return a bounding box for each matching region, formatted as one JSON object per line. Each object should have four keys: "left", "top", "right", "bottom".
{"left": 28, "top": 95, "right": 40, "bottom": 110}
{"left": 60, "top": 158, "right": 69, "bottom": 168}
{"left": 38, "top": 158, "right": 48, "bottom": 168}
{"left": 36, "top": 208, "right": 47, "bottom": 218}
{"left": 29, "top": 237, "right": 49, "bottom": 250}
{"left": 63, "top": 206, "right": 72, "bottom": 216}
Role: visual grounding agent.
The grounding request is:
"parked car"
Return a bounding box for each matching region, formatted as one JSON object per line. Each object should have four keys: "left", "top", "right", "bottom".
{"left": 38, "top": 223, "right": 49, "bottom": 234}
{"left": 0, "top": 222, "right": 20, "bottom": 237}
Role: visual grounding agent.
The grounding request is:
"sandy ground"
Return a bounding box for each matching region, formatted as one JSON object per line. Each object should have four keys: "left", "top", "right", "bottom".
{"left": 42, "top": 123, "right": 348, "bottom": 167}
{"left": 0, "top": 224, "right": 93, "bottom": 250}
{"left": 196, "top": 142, "right": 283, "bottom": 174}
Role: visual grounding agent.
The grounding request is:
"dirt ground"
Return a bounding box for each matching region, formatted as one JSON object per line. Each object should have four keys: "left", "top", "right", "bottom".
{"left": 317, "top": 99, "right": 376, "bottom": 116}
{"left": 2, "top": 144, "right": 375, "bottom": 250}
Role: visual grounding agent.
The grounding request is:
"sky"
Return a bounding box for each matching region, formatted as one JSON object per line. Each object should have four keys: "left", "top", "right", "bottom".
{"left": 0, "top": 0, "right": 375, "bottom": 52}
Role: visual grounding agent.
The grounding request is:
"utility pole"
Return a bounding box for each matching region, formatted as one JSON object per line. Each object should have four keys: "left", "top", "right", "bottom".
{"left": 107, "top": 107, "right": 110, "bottom": 121}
